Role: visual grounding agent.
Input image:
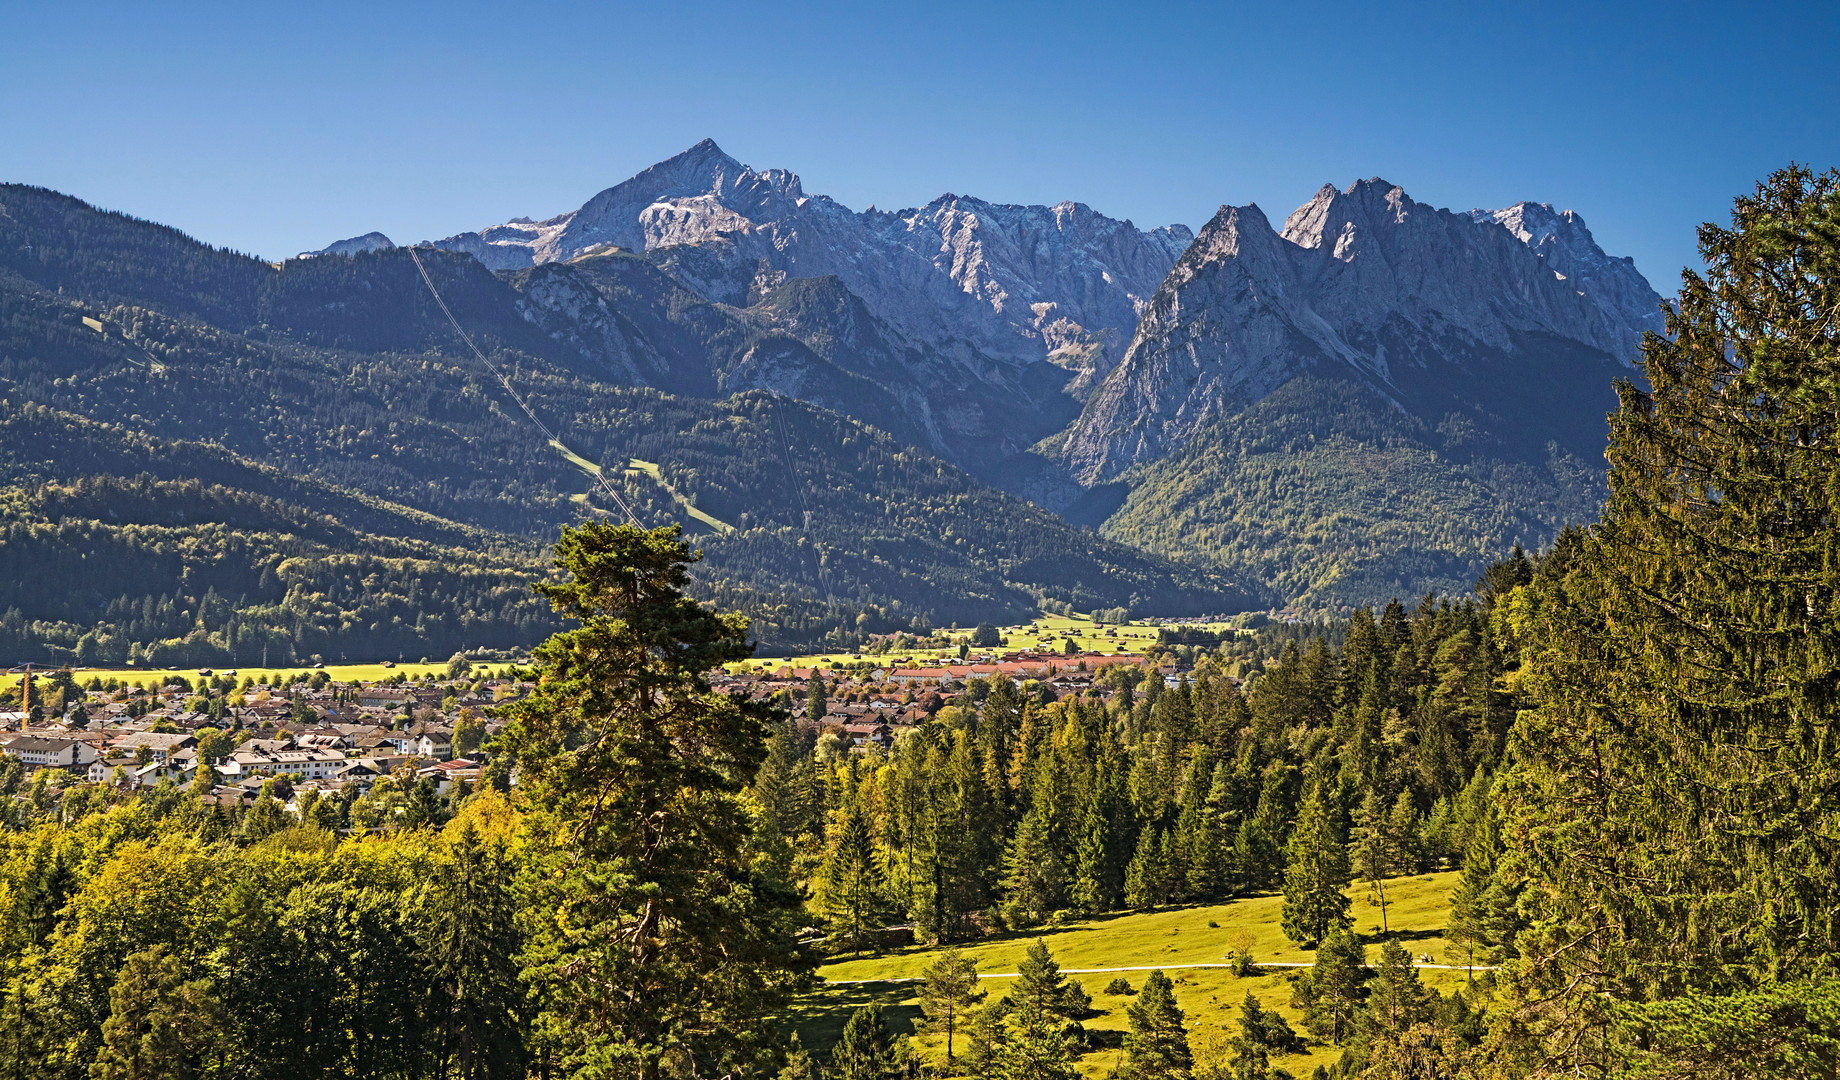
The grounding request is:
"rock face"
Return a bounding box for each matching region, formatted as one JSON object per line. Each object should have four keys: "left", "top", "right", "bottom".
{"left": 1468, "top": 201, "right": 1670, "bottom": 353}
{"left": 299, "top": 232, "right": 394, "bottom": 258}
{"left": 317, "top": 154, "right": 1664, "bottom": 502}
{"left": 1060, "top": 179, "right": 1666, "bottom": 481}
{"left": 430, "top": 139, "right": 1190, "bottom": 378}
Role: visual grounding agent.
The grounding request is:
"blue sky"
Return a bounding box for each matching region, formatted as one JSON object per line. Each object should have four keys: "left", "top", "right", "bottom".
{"left": 3, "top": 0, "right": 1834, "bottom": 288}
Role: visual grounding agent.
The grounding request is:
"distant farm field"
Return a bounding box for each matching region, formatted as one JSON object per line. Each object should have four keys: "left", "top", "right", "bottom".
{"left": 732, "top": 613, "right": 1239, "bottom": 672}
{"left": 791, "top": 871, "right": 1468, "bottom": 1077}
{"left": 4, "top": 661, "right": 503, "bottom": 694}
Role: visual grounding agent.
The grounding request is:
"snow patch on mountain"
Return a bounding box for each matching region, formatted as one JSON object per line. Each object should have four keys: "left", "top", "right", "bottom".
{"left": 423, "top": 139, "right": 1191, "bottom": 374}
{"left": 298, "top": 232, "right": 394, "bottom": 258}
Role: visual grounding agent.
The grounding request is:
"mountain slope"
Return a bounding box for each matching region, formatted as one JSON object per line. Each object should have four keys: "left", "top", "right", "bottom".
{"left": 1098, "top": 378, "right": 1603, "bottom": 608}
{"left": 0, "top": 183, "right": 1251, "bottom": 659}
{"left": 1060, "top": 178, "right": 1664, "bottom": 482}
{"left": 427, "top": 138, "right": 1191, "bottom": 380}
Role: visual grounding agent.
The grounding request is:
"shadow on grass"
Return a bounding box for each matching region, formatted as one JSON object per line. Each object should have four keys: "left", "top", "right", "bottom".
{"left": 1357, "top": 927, "right": 1445, "bottom": 947}
{"left": 778, "top": 980, "right": 925, "bottom": 1059}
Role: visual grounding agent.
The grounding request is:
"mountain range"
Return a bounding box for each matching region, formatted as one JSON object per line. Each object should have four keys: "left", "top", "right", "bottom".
{"left": 0, "top": 141, "right": 1668, "bottom": 662}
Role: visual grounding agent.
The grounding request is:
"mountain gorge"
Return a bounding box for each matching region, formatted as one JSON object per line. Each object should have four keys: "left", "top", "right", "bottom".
{"left": 0, "top": 143, "right": 1671, "bottom": 661}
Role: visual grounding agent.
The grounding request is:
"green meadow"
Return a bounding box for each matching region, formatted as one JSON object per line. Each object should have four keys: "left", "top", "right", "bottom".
{"left": 791, "top": 871, "right": 1468, "bottom": 1077}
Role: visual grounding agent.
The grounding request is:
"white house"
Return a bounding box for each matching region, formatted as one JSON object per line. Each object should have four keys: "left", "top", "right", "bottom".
{"left": 1, "top": 735, "right": 100, "bottom": 768}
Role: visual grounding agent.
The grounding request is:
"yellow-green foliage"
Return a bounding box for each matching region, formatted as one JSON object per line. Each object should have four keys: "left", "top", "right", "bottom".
{"left": 798, "top": 872, "right": 1463, "bottom": 1077}
{"left": 0, "top": 794, "right": 526, "bottom": 1072}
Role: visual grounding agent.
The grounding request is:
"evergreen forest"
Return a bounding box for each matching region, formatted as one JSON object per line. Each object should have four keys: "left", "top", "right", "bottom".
{"left": 2, "top": 153, "right": 1838, "bottom": 1079}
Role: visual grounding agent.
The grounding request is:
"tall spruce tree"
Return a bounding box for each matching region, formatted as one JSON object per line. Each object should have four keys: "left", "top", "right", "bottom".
{"left": 998, "top": 941, "right": 1081, "bottom": 1080}
{"left": 832, "top": 1005, "right": 897, "bottom": 1080}
{"left": 1498, "top": 166, "right": 1840, "bottom": 1076}
{"left": 1295, "top": 929, "right": 1366, "bottom": 1046}
{"left": 1122, "top": 969, "right": 1192, "bottom": 1080}
{"left": 498, "top": 522, "right": 808, "bottom": 1080}
{"left": 418, "top": 823, "right": 525, "bottom": 1079}
{"left": 1002, "top": 807, "right": 1066, "bottom": 928}
{"left": 821, "top": 792, "right": 887, "bottom": 956}
{"left": 1280, "top": 774, "right": 1351, "bottom": 948}
{"left": 1349, "top": 790, "right": 1399, "bottom": 934}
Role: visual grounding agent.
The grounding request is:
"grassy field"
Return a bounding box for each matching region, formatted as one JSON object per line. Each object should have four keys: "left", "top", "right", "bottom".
{"left": 4, "top": 661, "right": 487, "bottom": 694}
{"left": 790, "top": 871, "right": 1466, "bottom": 1077}
{"left": 732, "top": 613, "right": 1244, "bottom": 673}
{"left": 627, "top": 458, "right": 734, "bottom": 534}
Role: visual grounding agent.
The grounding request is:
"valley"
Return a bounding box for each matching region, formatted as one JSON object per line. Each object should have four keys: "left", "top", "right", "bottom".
{"left": 0, "top": 145, "right": 1664, "bottom": 666}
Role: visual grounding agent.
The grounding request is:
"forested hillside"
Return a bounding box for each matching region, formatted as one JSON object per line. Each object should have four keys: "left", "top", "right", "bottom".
{"left": 0, "top": 184, "right": 1249, "bottom": 660}
{"left": 1102, "top": 378, "right": 1605, "bottom": 608}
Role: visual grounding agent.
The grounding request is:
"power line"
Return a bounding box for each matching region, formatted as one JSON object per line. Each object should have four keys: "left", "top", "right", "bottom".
{"left": 406, "top": 246, "right": 644, "bottom": 529}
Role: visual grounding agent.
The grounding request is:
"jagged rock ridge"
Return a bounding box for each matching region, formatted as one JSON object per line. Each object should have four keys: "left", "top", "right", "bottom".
{"left": 300, "top": 232, "right": 394, "bottom": 258}
{"left": 1061, "top": 178, "right": 1666, "bottom": 481}
{"left": 427, "top": 139, "right": 1191, "bottom": 379}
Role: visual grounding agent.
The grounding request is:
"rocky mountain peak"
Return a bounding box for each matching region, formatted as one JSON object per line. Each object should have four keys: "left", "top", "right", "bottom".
{"left": 1471, "top": 201, "right": 1669, "bottom": 342}
{"left": 1060, "top": 179, "right": 1667, "bottom": 482}
{"left": 405, "top": 143, "right": 1193, "bottom": 377}
{"left": 297, "top": 231, "right": 395, "bottom": 259}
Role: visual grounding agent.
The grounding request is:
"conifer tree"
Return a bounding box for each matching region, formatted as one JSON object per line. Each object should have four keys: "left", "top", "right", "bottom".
{"left": 498, "top": 522, "right": 807, "bottom": 1080}
{"left": 833, "top": 1004, "right": 896, "bottom": 1080}
{"left": 1124, "top": 826, "right": 1159, "bottom": 911}
{"left": 1295, "top": 929, "right": 1365, "bottom": 1045}
{"left": 1122, "top": 969, "right": 1191, "bottom": 1080}
{"left": 1226, "top": 992, "right": 1301, "bottom": 1080}
{"left": 1445, "top": 798, "right": 1521, "bottom": 976}
{"left": 918, "top": 947, "right": 984, "bottom": 1060}
{"left": 1001, "top": 807, "right": 1066, "bottom": 928}
{"left": 821, "top": 794, "right": 887, "bottom": 956}
{"left": 1069, "top": 797, "right": 1111, "bottom": 913}
{"left": 1386, "top": 792, "right": 1421, "bottom": 875}
{"left": 91, "top": 946, "right": 224, "bottom": 1080}
{"left": 1361, "top": 940, "right": 1435, "bottom": 1045}
{"left": 417, "top": 823, "right": 525, "bottom": 1079}
{"left": 1280, "top": 776, "right": 1351, "bottom": 948}
{"left": 1498, "top": 166, "right": 1840, "bottom": 1074}
{"left": 804, "top": 674, "right": 827, "bottom": 721}
{"left": 1349, "top": 790, "right": 1405, "bottom": 934}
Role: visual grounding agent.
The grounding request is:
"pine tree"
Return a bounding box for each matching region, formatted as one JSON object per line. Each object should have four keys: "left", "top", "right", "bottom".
{"left": 1002, "top": 807, "right": 1066, "bottom": 928}
{"left": 998, "top": 941, "right": 1081, "bottom": 1080}
{"left": 821, "top": 794, "right": 886, "bottom": 956}
{"left": 1295, "top": 928, "right": 1365, "bottom": 1045}
{"left": 833, "top": 1004, "right": 896, "bottom": 1080}
{"left": 1280, "top": 776, "right": 1351, "bottom": 948}
{"left": 1069, "top": 796, "right": 1111, "bottom": 913}
{"left": 1124, "top": 826, "right": 1159, "bottom": 911}
{"left": 1123, "top": 969, "right": 1191, "bottom": 1080}
{"left": 91, "top": 945, "right": 224, "bottom": 1080}
{"left": 1151, "top": 827, "right": 1176, "bottom": 908}
{"left": 497, "top": 523, "right": 807, "bottom": 1080}
{"left": 918, "top": 947, "right": 984, "bottom": 1060}
{"left": 1013, "top": 939, "right": 1070, "bottom": 1018}
{"left": 1227, "top": 993, "right": 1276, "bottom": 1080}
{"left": 1361, "top": 940, "right": 1435, "bottom": 1045}
{"left": 1176, "top": 754, "right": 1223, "bottom": 901}
{"left": 417, "top": 823, "right": 525, "bottom": 1079}
{"left": 1493, "top": 167, "right": 1840, "bottom": 1075}
{"left": 1387, "top": 792, "right": 1421, "bottom": 875}
{"left": 1445, "top": 796, "right": 1522, "bottom": 975}
{"left": 1348, "top": 790, "right": 1399, "bottom": 934}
